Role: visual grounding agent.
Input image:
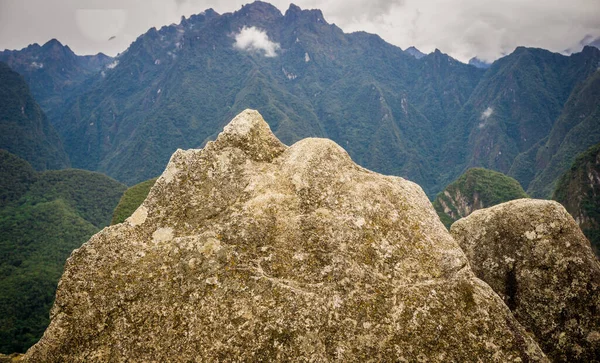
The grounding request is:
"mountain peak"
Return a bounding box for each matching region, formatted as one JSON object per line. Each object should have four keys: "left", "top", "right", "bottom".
{"left": 405, "top": 46, "right": 426, "bottom": 59}
{"left": 238, "top": 1, "right": 282, "bottom": 18}
{"left": 40, "top": 38, "right": 76, "bottom": 58}
{"left": 284, "top": 3, "right": 326, "bottom": 23}
{"left": 42, "top": 38, "right": 63, "bottom": 48}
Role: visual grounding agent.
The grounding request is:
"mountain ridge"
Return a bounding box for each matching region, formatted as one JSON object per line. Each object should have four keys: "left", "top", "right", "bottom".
{"left": 1, "top": 1, "right": 599, "bottom": 199}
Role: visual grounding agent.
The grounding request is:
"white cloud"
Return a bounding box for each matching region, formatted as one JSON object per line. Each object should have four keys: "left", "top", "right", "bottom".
{"left": 106, "top": 60, "right": 119, "bottom": 69}
{"left": 478, "top": 107, "right": 493, "bottom": 128}
{"left": 481, "top": 107, "right": 493, "bottom": 120}
{"left": 233, "top": 26, "right": 280, "bottom": 57}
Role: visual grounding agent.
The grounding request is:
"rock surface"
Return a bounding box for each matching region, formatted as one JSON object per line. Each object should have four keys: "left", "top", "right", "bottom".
{"left": 24, "top": 110, "right": 546, "bottom": 362}
{"left": 451, "top": 199, "right": 600, "bottom": 362}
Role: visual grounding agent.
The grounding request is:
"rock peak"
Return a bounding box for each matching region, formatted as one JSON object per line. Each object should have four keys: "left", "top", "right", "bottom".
{"left": 221, "top": 109, "right": 268, "bottom": 138}
{"left": 216, "top": 109, "right": 286, "bottom": 162}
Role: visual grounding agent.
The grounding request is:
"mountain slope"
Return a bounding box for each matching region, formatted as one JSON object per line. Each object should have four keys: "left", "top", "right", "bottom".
{"left": 553, "top": 143, "right": 600, "bottom": 257}
{"left": 433, "top": 168, "right": 528, "bottom": 227}
{"left": 52, "top": 2, "right": 483, "bottom": 195}
{"left": 0, "top": 39, "right": 112, "bottom": 118}
{"left": 0, "top": 151, "right": 126, "bottom": 354}
{"left": 445, "top": 47, "right": 600, "bottom": 182}
{"left": 0, "top": 62, "right": 69, "bottom": 170}
{"left": 526, "top": 67, "right": 600, "bottom": 197}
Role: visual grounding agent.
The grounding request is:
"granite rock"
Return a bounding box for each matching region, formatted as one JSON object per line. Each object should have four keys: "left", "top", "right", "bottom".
{"left": 452, "top": 199, "right": 600, "bottom": 362}
{"left": 24, "top": 110, "right": 546, "bottom": 362}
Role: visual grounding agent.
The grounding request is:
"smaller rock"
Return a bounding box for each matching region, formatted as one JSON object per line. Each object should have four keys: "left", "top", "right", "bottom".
{"left": 451, "top": 199, "right": 600, "bottom": 362}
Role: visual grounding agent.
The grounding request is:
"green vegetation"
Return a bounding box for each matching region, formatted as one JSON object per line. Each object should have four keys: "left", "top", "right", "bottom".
{"left": 0, "top": 152, "right": 126, "bottom": 354}
{"left": 0, "top": 150, "right": 36, "bottom": 207}
{"left": 434, "top": 168, "right": 528, "bottom": 228}
{"left": 553, "top": 143, "right": 600, "bottom": 257}
{"left": 0, "top": 62, "right": 70, "bottom": 171}
{"left": 111, "top": 177, "right": 158, "bottom": 225}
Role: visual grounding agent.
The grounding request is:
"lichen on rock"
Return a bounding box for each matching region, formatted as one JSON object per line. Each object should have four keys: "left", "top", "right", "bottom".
{"left": 451, "top": 199, "right": 600, "bottom": 362}
{"left": 24, "top": 110, "right": 546, "bottom": 362}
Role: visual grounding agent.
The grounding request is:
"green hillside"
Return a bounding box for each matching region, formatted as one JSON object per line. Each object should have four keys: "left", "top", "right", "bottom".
{"left": 553, "top": 143, "right": 600, "bottom": 257}
{"left": 0, "top": 151, "right": 126, "bottom": 354}
{"left": 433, "top": 168, "right": 528, "bottom": 228}
{"left": 111, "top": 177, "right": 158, "bottom": 225}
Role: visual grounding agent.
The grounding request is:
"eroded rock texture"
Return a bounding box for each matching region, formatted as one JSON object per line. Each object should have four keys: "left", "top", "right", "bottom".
{"left": 24, "top": 110, "right": 546, "bottom": 362}
{"left": 451, "top": 199, "right": 600, "bottom": 362}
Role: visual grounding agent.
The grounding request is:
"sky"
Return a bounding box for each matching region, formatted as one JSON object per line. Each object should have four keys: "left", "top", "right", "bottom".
{"left": 0, "top": 0, "right": 599, "bottom": 62}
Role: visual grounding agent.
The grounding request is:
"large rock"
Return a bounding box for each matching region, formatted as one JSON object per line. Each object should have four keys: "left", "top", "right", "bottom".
{"left": 24, "top": 110, "right": 546, "bottom": 361}
{"left": 451, "top": 199, "right": 600, "bottom": 362}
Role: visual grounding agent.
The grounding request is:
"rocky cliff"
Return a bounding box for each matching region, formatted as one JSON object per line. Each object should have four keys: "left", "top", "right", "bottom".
{"left": 23, "top": 110, "right": 546, "bottom": 361}
{"left": 452, "top": 199, "right": 600, "bottom": 362}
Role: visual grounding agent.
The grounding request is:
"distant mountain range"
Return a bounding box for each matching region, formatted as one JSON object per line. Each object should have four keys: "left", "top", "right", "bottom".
{"left": 0, "top": 39, "right": 112, "bottom": 120}
{"left": 1, "top": 1, "right": 599, "bottom": 199}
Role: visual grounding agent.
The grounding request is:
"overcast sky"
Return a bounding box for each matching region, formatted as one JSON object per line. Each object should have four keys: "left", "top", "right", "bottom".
{"left": 1, "top": 0, "right": 599, "bottom": 62}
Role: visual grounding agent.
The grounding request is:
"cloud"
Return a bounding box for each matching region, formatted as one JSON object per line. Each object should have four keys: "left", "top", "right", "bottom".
{"left": 106, "top": 60, "right": 119, "bottom": 69}
{"left": 233, "top": 26, "right": 280, "bottom": 57}
{"left": 478, "top": 107, "right": 493, "bottom": 128}
{"left": 480, "top": 107, "right": 493, "bottom": 120}
{"left": 302, "top": 0, "right": 404, "bottom": 22}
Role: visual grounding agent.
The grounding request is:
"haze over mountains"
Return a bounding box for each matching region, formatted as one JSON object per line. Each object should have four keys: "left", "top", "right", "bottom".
{"left": 1, "top": 1, "right": 599, "bottom": 199}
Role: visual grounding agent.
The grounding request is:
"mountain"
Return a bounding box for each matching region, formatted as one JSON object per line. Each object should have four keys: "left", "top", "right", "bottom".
{"left": 0, "top": 39, "right": 112, "bottom": 118}
{"left": 110, "top": 177, "right": 158, "bottom": 225}
{"left": 445, "top": 46, "right": 600, "bottom": 196}
{"left": 51, "top": 2, "right": 484, "bottom": 195}
{"left": 468, "top": 57, "right": 491, "bottom": 69}
{"left": 404, "top": 46, "right": 426, "bottom": 59}
{"left": 433, "top": 168, "right": 528, "bottom": 227}
{"left": 553, "top": 143, "right": 600, "bottom": 256}
{"left": 15, "top": 2, "right": 599, "bottom": 199}
{"left": 23, "top": 110, "right": 547, "bottom": 361}
{"left": 0, "top": 62, "right": 69, "bottom": 170}
{"left": 0, "top": 150, "right": 126, "bottom": 354}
